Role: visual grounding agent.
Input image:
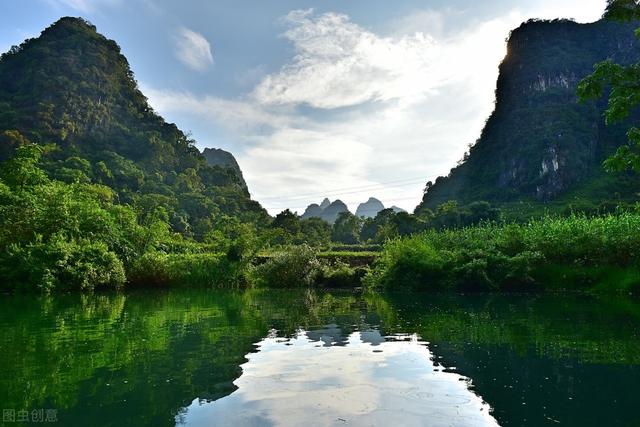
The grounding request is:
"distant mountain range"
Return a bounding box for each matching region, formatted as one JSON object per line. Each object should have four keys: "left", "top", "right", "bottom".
{"left": 302, "top": 197, "right": 406, "bottom": 223}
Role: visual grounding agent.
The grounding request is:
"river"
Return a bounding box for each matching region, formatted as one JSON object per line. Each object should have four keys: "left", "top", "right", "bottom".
{"left": 0, "top": 290, "right": 638, "bottom": 426}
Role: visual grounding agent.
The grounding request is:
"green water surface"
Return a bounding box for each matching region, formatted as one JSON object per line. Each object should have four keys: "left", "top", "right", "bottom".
{"left": 0, "top": 290, "right": 638, "bottom": 426}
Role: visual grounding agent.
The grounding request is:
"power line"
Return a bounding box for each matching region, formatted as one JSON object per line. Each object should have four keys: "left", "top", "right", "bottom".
{"left": 258, "top": 174, "right": 438, "bottom": 203}
{"left": 258, "top": 175, "right": 435, "bottom": 200}
{"left": 262, "top": 180, "right": 427, "bottom": 209}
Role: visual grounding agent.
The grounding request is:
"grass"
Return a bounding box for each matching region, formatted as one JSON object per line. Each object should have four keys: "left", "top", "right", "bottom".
{"left": 127, "top": 252, "right": 248, "bottom": 288}
{"left": 365, "top": 212, "right": 640, "bottom": 293}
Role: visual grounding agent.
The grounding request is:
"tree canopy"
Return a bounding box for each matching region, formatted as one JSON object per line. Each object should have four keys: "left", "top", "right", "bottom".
{"left": 578, "top": 0, "right": 640, "bottom": 173}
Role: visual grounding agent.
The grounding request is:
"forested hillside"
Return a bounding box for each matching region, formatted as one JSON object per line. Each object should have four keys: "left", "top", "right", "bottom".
{"left": 0, "top": 17, "right": 267, "bottom": 234}
{"left": 418, "top": 18, "right": 640, "bottom": 212}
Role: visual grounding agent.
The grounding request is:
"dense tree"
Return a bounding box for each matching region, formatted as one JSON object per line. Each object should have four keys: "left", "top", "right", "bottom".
{"left": 331, "top": 212, "right": 362, "bottom": 244}
{"left": 360, "top": 209, "right": 397, "bottom": 243}
{"left": 299, "top": 217, "right": 332, "bottom": 246}
{"left": 460, "top": 201, "right": 501, "bottom": 226}
{"left": 272, "top": 209, "right": 302, "bottom": 236}
{"left": 0, "top": 145, "right": 171, "bottom": 291}
{"left": 391, "top": 212, "right": 424, "bottom": 236}
{"left": 578, "top": 0, "right": 640, "bottom": 173}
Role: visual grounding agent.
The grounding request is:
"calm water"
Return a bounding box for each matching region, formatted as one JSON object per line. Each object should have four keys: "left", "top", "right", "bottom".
{"left": 0, "top": 290, "right": 639, "bottom": 427}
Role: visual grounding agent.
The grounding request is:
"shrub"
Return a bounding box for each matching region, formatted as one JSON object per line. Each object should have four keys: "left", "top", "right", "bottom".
{"left": 318, "top": 261, "right": 367, "bottom": 288}
{"left": 1, "top": 236, "right": 125, "bottom": 291}
{"left": 366, "top": 236, "right": 453, "bottom": 290}
{"left": 251, "top": 245, "right": 321, "bottom": 288}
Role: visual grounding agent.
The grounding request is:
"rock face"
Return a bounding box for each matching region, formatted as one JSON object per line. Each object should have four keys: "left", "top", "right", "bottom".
{"left": 355, "top": 197, "right": 385, "bottom": 218}
{"left": 301, "top": 198, "right": 350, "bottom": 223}
{"left": 202, "top": 147, "right": 247, "bottom": 191}
{"left": 417, "top": 18, "right": 640, "bottom": 212}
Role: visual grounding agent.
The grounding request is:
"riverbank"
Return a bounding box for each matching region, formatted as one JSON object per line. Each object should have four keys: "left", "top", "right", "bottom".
{"left": 4, "top": 211, "right": 640, "bottom": 294}
{"left": 366, "top": 212, "right": 640, "bottom": 294}
{"left": 123, "top": 212, "right": 640, "bottom": 294}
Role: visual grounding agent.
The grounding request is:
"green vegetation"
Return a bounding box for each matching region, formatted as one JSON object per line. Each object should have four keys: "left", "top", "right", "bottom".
{"left": 1, "top": 16, "right": 640, "bottom": 294}
{"left": 0, "top": 145, "right": 156, "bottom": 291}
{"left": 251, "top": 245, "right": 322, "bottom": 288}
{"left": 3, "top": 143, "right": 639, "bottom": 293}
{"left": 366, "top": 211, "right": 640, "bottom": 293}
{"left": 578, "top": 0, "right": 640, "bottom": 173}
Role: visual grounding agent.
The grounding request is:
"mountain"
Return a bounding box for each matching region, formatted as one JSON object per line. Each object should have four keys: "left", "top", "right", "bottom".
{"left": 202, "top": 147, "right": 247, "bottom": 191}
{"left": 319, "top": 198, "right": 331, "bottom": 209}
{"left": 301, "top": 203, "right": 324, "bottom": 219}
{"left": 355, "top": 197, "right": 385, "bottom": 218}
{"left": 417, "top": 18, "right": 640, "bottom": 212}
{"left": 0, "top": 17, "right": 266, "bottom": 232}
{"left": 321, "top": 200, "right": 350, "bottom": 223}
{"left": 301, "top": 198, "right": 350, "bottom": 223}
{"left": 302, "top": 196, "right": 400, "bottom": 223}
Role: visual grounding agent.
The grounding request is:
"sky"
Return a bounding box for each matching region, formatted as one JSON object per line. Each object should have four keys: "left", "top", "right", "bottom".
{"left": 0, "top": 0, "right": 607, "bottom": 215}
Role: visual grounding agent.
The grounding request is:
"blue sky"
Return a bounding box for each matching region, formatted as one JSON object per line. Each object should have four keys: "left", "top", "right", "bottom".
{"left": 0, "top": 0, "right": 607, "bottom": 214}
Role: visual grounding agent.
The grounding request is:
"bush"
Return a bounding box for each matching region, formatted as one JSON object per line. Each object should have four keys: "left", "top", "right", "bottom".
{"left": 251, "top": 245, "right": 321, "bottom": 288}
{"left": 1, "top": 236, "right": 125, "bottom": 291}
{"left": 366, "top": 236, "right": 452, "bottom": 290}
{"left": 318, "top": 261, "right": 367, "bottom": 288}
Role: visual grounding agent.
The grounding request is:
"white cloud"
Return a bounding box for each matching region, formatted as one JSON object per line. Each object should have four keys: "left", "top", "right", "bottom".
{"left": 253, "top": 9, "right": 442, "bottom": 109}
{"left": 148, "top": 2, "right": 608, "bottom": 214}
{"left": 142, "top": 85, "right": 299, "bottom": 134}
{"left": 172, "top": 27, "right": 214, "bottom": 72}
{"left": 245, "top": 9, "right": 519, "bottom": 212}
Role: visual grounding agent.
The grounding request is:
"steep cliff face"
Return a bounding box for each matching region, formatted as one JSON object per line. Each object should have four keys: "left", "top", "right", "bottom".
{"left": 322, "top": 200, "right": 350, "bottom": 223}
{"left": 301, "top": 203, "right": 324, "bottom": 219}
{"left": 418, "top": 19, "right": 640, "bottom": 212}
{"left": 319, "top": 198, "right": 331, "bottom": 209}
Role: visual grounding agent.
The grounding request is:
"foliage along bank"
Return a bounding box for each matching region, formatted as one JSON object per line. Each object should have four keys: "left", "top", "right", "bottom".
{"left": 365, "top": 211, "right": 640, "bottom": 294}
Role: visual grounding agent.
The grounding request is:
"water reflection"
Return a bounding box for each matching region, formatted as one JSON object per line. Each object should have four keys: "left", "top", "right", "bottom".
{"left": 0, "top": 290, "right": 639, "bottom": 426}
{"left": 178, "top": 329, "right": 498, "bottom": 427}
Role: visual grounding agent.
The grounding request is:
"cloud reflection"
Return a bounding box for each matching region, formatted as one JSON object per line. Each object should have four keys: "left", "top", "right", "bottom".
{"left": 178, "top": 330, "right": 499, "bottom": 426}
